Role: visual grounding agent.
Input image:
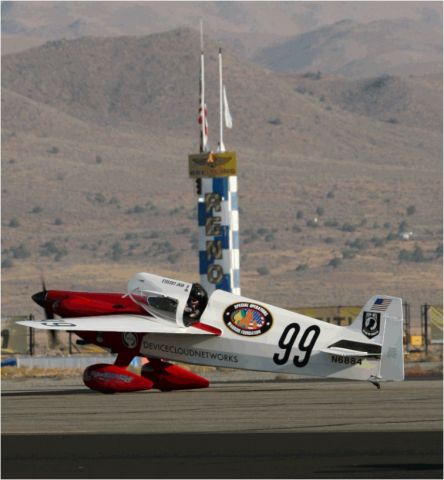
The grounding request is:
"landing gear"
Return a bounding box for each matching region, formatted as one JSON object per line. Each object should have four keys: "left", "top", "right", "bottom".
{"left": 83, "top": 363, "right": 153, "bottom": 393}
{"left": 368, "top": 375, "right": 382, "bottom": 389}
{"left": 141, "top": 358, "right": 209, "bottom": 391}
{"left": 82, "top": 356, "right": 210, "bottom": 393}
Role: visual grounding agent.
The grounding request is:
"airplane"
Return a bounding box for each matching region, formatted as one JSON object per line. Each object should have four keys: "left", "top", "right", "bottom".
{"left": 19, "top": 271, "right": 404, "bottom": 393}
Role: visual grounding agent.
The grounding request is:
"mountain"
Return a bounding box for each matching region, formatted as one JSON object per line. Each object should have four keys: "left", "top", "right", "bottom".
{"left": 254, "top": 18, "right": 443, "bottom": 78}
{"left": 2, "top": 1, "right": 442, "bottom": 78}
{"left": 1, "top": 29, "right": 442, "bottom": 318}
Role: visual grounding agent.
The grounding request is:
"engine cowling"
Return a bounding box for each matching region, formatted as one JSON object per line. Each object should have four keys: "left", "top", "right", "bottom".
{"left": 83, "top": 364, "right": 153, "bottom": 393}
{"left": 54, "top": 295, "right": 142, "bottom": 317}
{"left": 141, "top": 359, "right": 209, "bottom": 391}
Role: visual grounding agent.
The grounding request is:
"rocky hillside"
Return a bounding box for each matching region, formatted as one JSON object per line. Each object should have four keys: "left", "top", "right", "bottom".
{"left": 280, "top": 72, "right": 443, "bottom": 132}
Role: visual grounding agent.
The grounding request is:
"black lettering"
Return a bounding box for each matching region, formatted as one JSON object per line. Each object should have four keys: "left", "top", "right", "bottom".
{"left": 206, "top": 240, "right": 223, "bottom": 261}
{"left": 205, "top": 193, "right": 222, "bottom": 213}
{"left": 273, "top": 323, "right": 300, "bottom": 365}
{"left": 274, "top": 323, "right": 320, "bottom": 368}
{"left": 293, "top": 325, "right": 320, "bottom": 368}
{"left": 205, "top": 216, "right": 221, "bottom": 236}
{"left": 207, "top": 264, "right": 224, "bottom": 284}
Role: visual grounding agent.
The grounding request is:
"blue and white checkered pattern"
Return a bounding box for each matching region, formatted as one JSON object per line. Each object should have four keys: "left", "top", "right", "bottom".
{"left": 198, "top": 176, "right": 240, "bottom": 296}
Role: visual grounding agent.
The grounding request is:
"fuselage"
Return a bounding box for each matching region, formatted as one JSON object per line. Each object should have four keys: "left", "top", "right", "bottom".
{"left": 138, "top": 289, "right": 380, "bottom": 381}
{"left": 33, "top": 287, "right": 381, "bottom": 382}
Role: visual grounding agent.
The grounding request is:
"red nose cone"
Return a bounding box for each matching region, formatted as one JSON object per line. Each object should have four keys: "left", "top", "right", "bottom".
{"left": 141, "top": 360, "right": 209, "bottom": 391}
{"left": 83, "top": 364, "right": 153, "bottom": 393}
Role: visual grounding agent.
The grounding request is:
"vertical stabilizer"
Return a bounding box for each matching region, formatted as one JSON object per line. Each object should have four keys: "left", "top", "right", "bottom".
{"left": 348, "top": 295, "right": 404, "bottom": 382}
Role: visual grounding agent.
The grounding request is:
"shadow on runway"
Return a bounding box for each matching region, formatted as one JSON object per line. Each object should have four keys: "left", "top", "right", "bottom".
{"left": 1, "top": 389, "right": 94, "bottom": 397}
{"left": 1, "top": 384, "right": 313, "bottom": 398}
{"left": 2, "top": 432, "right": 443, "bottom": 479}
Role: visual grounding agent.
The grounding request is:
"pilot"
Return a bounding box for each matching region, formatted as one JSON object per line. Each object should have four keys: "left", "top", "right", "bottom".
{"left": 184, "top": 283, "right": 208, "bottom": 323}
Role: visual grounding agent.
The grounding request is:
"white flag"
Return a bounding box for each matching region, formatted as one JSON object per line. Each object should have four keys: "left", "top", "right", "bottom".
{"left": 198, "top": 104, "right": 209, "bottom": 151}
{"left": 223, "top": 85, "right": 232, "bottom": 129}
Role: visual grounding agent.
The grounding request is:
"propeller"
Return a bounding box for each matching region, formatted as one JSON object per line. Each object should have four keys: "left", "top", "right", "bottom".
{"left": 32, "top": 276, "right": 59, "bottom": 348}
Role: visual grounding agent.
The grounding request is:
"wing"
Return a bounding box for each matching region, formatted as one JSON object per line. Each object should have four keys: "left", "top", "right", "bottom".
{"left": 17, "top": 314, "right": 220, "bottom": 335}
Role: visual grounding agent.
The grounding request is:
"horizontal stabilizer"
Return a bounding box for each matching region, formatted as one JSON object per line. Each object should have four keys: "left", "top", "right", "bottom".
{"left": 322, "top": 339, "right": 382, "bottom": 357}
{"left": 17, "top": 315, "right": 220, "bottom": 335}
{"left": 322, "top": 347, "right": 381, "bottom": 357}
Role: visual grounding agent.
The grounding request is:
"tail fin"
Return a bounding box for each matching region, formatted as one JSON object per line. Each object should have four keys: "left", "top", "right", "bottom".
{"left": 348, "top": 295, "right": 404, "bottom": 382}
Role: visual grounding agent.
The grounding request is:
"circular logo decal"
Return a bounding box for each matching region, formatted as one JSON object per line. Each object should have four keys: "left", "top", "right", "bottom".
{"left": 122, "top": 332, "right": 138, "bottom": 349}
{"left": 223, "top": 303, "right": 273, "bottom": 337}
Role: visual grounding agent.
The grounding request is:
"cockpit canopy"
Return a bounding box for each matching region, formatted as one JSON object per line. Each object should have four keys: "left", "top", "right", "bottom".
{"left": 127, "top": 273, "right": 208, "bottom": 327}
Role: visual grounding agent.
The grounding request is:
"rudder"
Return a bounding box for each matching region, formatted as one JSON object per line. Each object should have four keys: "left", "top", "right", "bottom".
{"left": 348, "top": 295, "right": 404, "bottom": 382}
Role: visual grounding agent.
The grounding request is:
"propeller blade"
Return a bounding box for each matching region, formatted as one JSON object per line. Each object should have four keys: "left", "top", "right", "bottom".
{"left": 33, "top": 276, "right": 59, "bottom": 347}
{"left": 44, "top": 305, "right": 54, "bottom": 320}
{"left": 40, "top": 274, "right": 47, "bottom": 294}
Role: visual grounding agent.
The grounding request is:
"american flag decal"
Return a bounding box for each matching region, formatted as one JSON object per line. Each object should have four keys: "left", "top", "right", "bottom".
{"left": 371, "top": 298, "right": 392, "bottom": 312}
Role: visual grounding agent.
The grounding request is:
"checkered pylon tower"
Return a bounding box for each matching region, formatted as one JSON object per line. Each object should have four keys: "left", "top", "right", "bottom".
{"left": 189, "top": 25, "right": 240, "bottom": 296}
{"left": 197, "top": 176, "right": 240, "bottom": 296}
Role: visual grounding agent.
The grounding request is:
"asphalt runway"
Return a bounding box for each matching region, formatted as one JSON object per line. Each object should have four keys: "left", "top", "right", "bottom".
{"left": 2, "top": 378, "right": 443, "bottom": 478}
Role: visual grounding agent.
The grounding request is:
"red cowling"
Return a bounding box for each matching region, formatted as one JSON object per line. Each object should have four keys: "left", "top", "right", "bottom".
{"left": 141, "top": 359, "right": 209, "bottom": 391}
{"left": 83, "top": 364, "right": 153, "bottom": 393}
{"left": 54, "top": 295, "right": 142, "bottom": 317}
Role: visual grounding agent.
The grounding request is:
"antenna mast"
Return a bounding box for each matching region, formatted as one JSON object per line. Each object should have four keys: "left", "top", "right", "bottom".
{"left": 218, "top": 48, "right": 225, "bottom": 152}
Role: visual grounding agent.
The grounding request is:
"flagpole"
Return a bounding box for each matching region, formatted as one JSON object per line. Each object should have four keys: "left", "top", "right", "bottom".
{"left": 200, "top": 20, "right": 206, "bottom": 153}
{"left": 219, "top": 48, "right": 225, "bottom": 152}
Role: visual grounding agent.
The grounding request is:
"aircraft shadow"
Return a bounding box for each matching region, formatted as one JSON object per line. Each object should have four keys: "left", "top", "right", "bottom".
{"left": 1, "top": 388, "right": 94, "bottom": 397}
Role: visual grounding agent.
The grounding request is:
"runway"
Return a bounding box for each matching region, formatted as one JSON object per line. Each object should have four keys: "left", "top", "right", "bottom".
{"left": 2, "top": 378, "right": 443, "bottom": 478}
{"left": 2, "top": 377, "right": 442, "bottom": 434}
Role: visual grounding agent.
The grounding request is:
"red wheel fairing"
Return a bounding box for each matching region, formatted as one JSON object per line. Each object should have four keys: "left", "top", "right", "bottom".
{"left": 83, "top": 364, "right": 153, "bottom": 393}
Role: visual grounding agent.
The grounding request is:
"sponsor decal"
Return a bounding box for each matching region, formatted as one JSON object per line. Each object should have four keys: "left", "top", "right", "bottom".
{"left": 362, "top": 311, "right": 381, "bottom": 339}
{"left": 41, "top": 320, "right": 76, "bottom": 327}
{"left": 162, "top": 278, "right": 186, "bottom": 289}
{"left": 84, "top": 370, "right": 133, "bottom": 384}
{"left": 223, "top": 302, "right": 273, "bottom": 337}
{"left": 142, "top": 341, "right": 238, "bottom": 364}
{"left": 122, "top": 332, "right": 138, "bottom": 349}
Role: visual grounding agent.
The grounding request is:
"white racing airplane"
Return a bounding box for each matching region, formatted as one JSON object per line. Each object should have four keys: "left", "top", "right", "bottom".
{"left": 19, "top": 272, "right": 404, "bottom": 393}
